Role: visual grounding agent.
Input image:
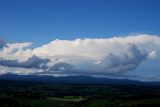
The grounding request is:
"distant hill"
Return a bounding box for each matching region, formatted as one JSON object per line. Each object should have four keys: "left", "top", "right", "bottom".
{"left": 0, "top": 74, "right": 159, "bottom": 85}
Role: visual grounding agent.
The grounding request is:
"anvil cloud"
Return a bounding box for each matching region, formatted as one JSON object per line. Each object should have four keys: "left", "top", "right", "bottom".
{"left": 0, "top": 34, "right": 160, "bottom": 76}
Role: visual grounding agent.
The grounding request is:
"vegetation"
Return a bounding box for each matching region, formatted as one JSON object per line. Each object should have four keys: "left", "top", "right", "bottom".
{"left": 0, "top": 80, "right": 160, "bottom": 107}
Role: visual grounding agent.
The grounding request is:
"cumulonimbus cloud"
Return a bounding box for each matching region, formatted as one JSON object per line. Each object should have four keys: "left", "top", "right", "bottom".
{"left": 0, "top": 34, "right": 160, "bottom": 76}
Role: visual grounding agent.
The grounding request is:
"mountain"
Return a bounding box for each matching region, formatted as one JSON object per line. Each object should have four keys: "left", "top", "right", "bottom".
{"left": 0, "top": 73, "right": 159, "bottom": 85}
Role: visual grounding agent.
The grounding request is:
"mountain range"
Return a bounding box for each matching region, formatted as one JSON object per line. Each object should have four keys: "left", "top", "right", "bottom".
{"left": 0, "top": 73, "right": 159, "bottom": 86}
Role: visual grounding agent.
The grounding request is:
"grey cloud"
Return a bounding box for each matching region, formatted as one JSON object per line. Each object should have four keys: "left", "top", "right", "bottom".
{"left": 0, "top": 55, "right": 49, "bottom": 69}
{"left": 93, "top": 44, "right": 147, "bottom": 74}
{"left": 49, "top": 62, "right": 74, "bottom": 72}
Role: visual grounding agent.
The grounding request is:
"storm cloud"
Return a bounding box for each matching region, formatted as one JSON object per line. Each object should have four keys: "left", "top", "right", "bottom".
{"left": 0, "top": 34, "right": 160, "bottom": 76}
{"left": 44, "top": 44, "right": 148, "bottom": 75}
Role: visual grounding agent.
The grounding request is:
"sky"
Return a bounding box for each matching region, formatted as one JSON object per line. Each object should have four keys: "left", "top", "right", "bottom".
{"left": 0, "top": 0, "right": 160, "bottom": 81}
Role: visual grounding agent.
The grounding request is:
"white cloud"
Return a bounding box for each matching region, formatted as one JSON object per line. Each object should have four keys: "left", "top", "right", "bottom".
{"left": 32, "top": 34, "right": 160, "bottom": 58}
{"left": 0, "top": 42, "right": 32, "bottom": 61}
{"left": 148, "top": 51, "right": 157, "bottom": 59}
{"left": 0, "top": 34, "right": 160, "bottom": 76}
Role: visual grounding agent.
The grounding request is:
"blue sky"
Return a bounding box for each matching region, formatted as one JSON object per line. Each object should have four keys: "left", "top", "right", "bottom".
{"left": 0, "top": 0, "right": 160, "bottom": 81}
{"left": 0, "top": 0, "right": 160, "bottom": 46}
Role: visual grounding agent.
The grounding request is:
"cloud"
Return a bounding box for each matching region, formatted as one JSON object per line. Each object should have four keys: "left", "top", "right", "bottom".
{"left": 0, "top": 55, "right": 49, "bottom": 69}
{"left": 148, "top": 51, "right": 157, "bottom": 59}
{"left": 32, "top": 34, "right": 160, "bottom": 58}
{"left": 0, "top": 34, "right": 160, "bottom": 76}
{"left": 0, "top": 65, "right": 40, "bottom": 75}
{"left": 0, "top": 42, "right": 33, "bottom": 61}
{"left": 44, "top": 44, "right": 147, "bottom": 75}
{"left": 49, "top": 62, "right": 74, "bottom": 72}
